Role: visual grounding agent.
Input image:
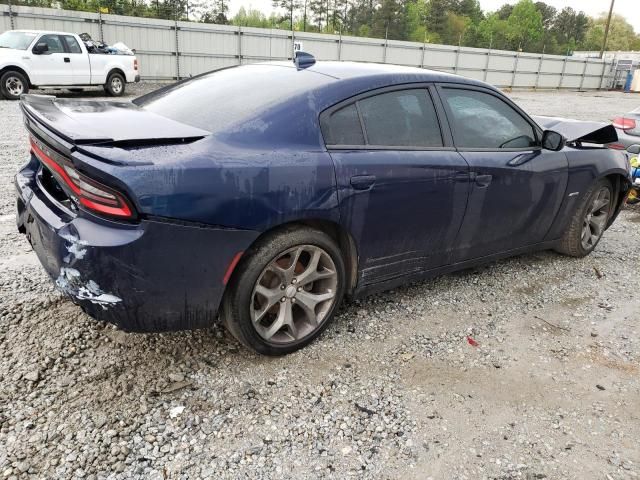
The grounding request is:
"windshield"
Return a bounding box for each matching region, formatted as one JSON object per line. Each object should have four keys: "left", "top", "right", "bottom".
{"left": 0, "top": 31, "right": 38, "bottom": 50}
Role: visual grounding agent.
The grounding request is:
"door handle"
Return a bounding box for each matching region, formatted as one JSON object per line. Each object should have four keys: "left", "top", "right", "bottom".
{"left": 64, "top": 57, "right": 70, "bottom": 63}
{"left": 350, "top": 175, "right": 376, "bottom": 190}
{"left": 475, "top": 174, "right": 493, "bottom": 187}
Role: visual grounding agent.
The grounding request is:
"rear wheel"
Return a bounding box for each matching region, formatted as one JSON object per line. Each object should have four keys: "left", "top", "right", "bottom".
{"left": 0, "top": 71, "right": 29, "bottom": 100}
{"left": 223, "top": 227, "right": 346, "bottom": 355}
{"left": 556, "top": 179, "right": 613, "bottom": 257}
{"left": 104, "top": 72, "right": 125, "bottom": 97}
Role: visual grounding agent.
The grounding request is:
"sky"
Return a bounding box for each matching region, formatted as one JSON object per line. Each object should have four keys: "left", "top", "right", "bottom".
{"left": 230, "top": 0, "right": 640, "bottom": 34}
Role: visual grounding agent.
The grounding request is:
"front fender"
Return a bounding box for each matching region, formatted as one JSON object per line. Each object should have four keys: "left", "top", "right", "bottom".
{"left": 544, "top": 147, "right": 631, "bottom": 241}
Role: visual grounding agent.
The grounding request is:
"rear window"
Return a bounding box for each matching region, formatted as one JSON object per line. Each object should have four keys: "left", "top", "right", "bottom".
{"left": 0, "top": 31, "right": 38, "bottom": 50}
{"left": 135, "top": 65, "right": 333, "bottom": 133}
{"left": 359, "top": 89, "right": 442, "bottom": 147}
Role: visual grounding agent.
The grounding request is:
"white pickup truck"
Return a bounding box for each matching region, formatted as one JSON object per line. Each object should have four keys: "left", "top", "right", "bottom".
{"left": 0, "top": 30, "right": 139, "bottom": 100}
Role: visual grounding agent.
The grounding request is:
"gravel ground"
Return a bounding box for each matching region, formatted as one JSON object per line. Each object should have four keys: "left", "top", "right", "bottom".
{"left": 1, "top": 85, "right": 640, "bottom": 480}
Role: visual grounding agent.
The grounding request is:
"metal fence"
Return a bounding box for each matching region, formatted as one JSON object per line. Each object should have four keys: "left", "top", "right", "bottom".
{"left": 1, "top": 3, "right": 613, "bottom": 89}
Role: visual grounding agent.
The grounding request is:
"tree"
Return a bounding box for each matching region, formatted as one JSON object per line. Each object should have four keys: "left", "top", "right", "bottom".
{"left": 580, "top": 14, "right": 639, "bottom": 52}
{"left": 552, "top": 7, "right": 588, "bottom": 52}
{"left": 451, "top": 0, "right": 482, "bottom": 24}
{"left": 273, "top": 0, "right": 303, "bottom": 29}
{"left": 534, "top": 1, "right": 556, "bottom": 31}
{"left": 495, "top": 3, "right": 513, "bottom": 21}
{"left": 200, "top": 0, "right": 230, "bottom": 23}
{"left": 425, "top": 0, "right": 449, "bottom": 42}
{"left": 371, "top": 0, "right": 407, "bottom": 40}
{"left": 505, "top": 0, "right": 543, "bottom": 50}
{"left": 476, "top": 12, "right": 509, "bottom": 49}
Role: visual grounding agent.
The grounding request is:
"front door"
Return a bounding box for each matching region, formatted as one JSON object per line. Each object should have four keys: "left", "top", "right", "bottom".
{"left": 61, "top": 34, "right": 91, "bottom": 84}
{"left": 322, "top": 86, "right": 471, "bottom": 285}
{"left": 436, "top": 85, "right": 568, "bottom": 261}
{"left": 29, "top": 34, "right": 74, "bottom": 85}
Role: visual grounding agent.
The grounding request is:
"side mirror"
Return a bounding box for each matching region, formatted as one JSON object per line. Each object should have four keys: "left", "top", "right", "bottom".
{"left": 627, "top": 144, "right": 640, "bottom": 155}
{"left": 541, "top": 130, "right": 565, "bottom": 151}
{"left": 32, "top": 42, "right": 49, "bottom": 55}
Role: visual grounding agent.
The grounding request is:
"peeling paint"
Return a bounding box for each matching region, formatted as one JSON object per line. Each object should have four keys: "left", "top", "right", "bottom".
{"left": 60, "top": 233, "right": 88, "bottom": 263}
{"left": 56, "top": 267, "right": 122, "bottom": 310}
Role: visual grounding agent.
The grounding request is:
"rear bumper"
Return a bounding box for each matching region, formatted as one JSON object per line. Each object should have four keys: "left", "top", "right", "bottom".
{"left": 15, "top": 159, "right": 258, "bottom": 332}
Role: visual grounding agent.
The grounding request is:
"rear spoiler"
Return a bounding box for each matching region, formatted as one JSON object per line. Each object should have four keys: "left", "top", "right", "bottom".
{"left": 20, "top": 94, "right": 209, "bottom": 147}
{"left": 532, "top": 115, "right": 618, "bottom": 145}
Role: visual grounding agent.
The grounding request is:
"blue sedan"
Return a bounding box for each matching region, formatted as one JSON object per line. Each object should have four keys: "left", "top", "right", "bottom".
{"left": 15, "top": 57, "right": 632, "bottom": 355}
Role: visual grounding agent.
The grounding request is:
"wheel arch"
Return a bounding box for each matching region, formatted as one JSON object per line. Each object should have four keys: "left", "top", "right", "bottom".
{"left": 601, "top": 171, "right": 632, "bottom": 227}
{"left": 0, "top": 66, "right": 32, "bottom": 87}
{"left": 226, "top": 219, "right": 359, "bottom": 296}
{"left": 106, "top": 67, "right": 126, "bottom": 82}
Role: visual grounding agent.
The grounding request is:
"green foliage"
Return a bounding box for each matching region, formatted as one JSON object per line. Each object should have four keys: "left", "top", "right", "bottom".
{"left": 9, "top": 0, "right": 639, "bottom": 55}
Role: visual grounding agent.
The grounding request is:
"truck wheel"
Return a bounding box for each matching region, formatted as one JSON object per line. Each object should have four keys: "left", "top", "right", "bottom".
{"left": 555, "top": 179, "right": 613, "bottom": 257}
{"left": 223, "top": 227, "right": 346, "bottom": 356}
{"left": 104, "top": 72, "right": 125, "bottom": 97}
{"left": 0, "top": 71, "right": 29, "bottom": 100}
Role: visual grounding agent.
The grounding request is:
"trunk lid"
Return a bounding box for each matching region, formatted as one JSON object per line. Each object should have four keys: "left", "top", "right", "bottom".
{"left": 21, "top": 94, "right": 210, "bottom": 146}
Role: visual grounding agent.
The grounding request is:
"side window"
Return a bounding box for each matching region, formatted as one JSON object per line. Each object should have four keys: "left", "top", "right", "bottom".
{"left": 323, "top": 103, "right": 365, "bottom": 146}
{"left": 62, "top": 35, "right": 82, "bottom": 54}
{"left": 358, "top": 89, "right": 442, "bottom": 147}
{"left": 36, "top": 34, "right": 65, "bottom": 54}
{"left": 441, "top": 88, "right": 536, "bottom": 149}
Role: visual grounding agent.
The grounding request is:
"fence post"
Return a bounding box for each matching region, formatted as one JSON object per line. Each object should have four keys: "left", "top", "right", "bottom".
{"left": 454, "top": 47, "right": 460, "bottom": 74}
{"left": 534, "top": 51, "right": 543, "bottom": 89}
{"left": 483, "top": 49, "right": 490, "bottom": 82}
{"left": 338, "top": 34, "right": 342, "bottom": 60}
{"left": 579, "top": 60, "right": 588, "bottom": 90}
{"left": 174, "top": 18, "right": 180, "bottom": 80}
{"left": 8, "top": 0, "right": 15, "bottom": 29}
{"left": 558, "top": 56, "right": 567, "bottom": 89}
{"left": 511, "top": 52, "right": 519, "bottom": 88}
{"left": 238, "top": 26, "right": 242, "bottom": 65}
{"left": 421, "top": 44, "right": 426, "bottom": 69}
{"left": 599, "top": 60, "right": 607, "bottom": 90}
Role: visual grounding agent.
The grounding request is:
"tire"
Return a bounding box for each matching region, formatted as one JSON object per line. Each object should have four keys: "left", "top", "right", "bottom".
{"left": 223, "top": 226, "right": 346, "bottom": 356}
{"left": 0, "top": 71, "right": 29, "bottom": 100}
{"left": 104, "top": 72, "right": 125, "bottom": 97}
{"left": 555, "top": 179, "right": 613, "bottom": 257}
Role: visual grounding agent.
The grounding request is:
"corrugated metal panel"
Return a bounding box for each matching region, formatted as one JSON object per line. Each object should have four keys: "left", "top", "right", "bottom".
{"left": 0, "top": 4, "right": 613, "bottom": 89}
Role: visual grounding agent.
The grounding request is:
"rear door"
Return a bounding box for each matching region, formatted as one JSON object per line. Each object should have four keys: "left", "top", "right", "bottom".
{"left": 323, "top": 85, "right": 471, "bottom": 285}
{"left": 61, "top": 34, "right": 91, "bottom": 84}
{"left": 29, "top": 34, "right": 74, "bottom": 85}
{"left": 436, "top": 84, "right": 568, "bottom": 261}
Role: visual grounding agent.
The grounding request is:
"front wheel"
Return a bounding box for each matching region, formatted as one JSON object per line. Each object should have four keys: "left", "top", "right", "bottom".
{"left": 555, "top": 179, "right": 613, "bottom": 257}
{"left": 104, "top": 72, "right": 125, "bottom": 97}
{"left": 0, "top": 71, "right": 29, "bottom": 100}
{"left": 223, "top": 227, "right": 346, "bottom": 355}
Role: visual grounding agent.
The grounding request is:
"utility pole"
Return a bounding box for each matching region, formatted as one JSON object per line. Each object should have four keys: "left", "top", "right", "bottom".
{"left": 599, "top": 0, "right": 615, "bottom": 58}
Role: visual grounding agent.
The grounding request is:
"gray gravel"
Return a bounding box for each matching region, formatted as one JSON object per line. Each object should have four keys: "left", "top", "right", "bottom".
{"left": 1, "top": 85, "right": 640, "bottom": 479}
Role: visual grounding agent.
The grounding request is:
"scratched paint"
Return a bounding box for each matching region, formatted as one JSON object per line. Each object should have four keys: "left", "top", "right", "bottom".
{"left": 56, "top": 267, "right": 122, "bottom": 309}
{"left": 57, "top": 232, "right": 122, "bottom": 309}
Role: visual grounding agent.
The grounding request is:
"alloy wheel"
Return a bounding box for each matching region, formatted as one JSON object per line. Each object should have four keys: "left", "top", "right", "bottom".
{"left": 581, "top": 187, "right": 610, "bottom": 250}
{"left": 111, "top": 77, "right": 123, "bottom": 94}
{"left": 6, "top": 76, "right": 24, "bottom": 97}
{"left": 250, "top": 245, "right": 338, "bottom": 344}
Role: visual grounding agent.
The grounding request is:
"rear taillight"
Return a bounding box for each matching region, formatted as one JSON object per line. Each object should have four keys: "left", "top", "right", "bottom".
{"left": 612, "top": 116, "right": 637, "bottom": 130}
{"left": 30, "top": 136, "right": 134, "bottom": 219}
{"left": 134, "top": 59, "right": 138, "bottom": 71}
{"left": 607, "top": 143, "right": 626, "bottom": 150}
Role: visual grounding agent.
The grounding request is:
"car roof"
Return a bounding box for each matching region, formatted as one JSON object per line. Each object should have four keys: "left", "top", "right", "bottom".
{"left": 264, "top": 60, "right": 489, "bottom": 87}
{"left": 11, "top": 29, "right": 73, "bottom": 36}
